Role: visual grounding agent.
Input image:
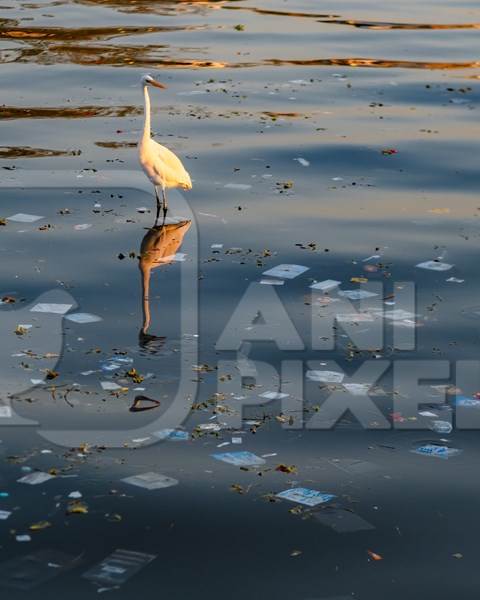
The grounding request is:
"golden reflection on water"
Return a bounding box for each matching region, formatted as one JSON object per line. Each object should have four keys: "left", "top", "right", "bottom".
{"left": 318, "top": 19, "right": 480, "bottom": 30}
{"left": 0, "top": 42, "right": 228, "bottom": 68}
{"left": 0, "top": 25, "right": 202, "bottom": 41}
{"left": 70, "top": 0, "right": 239, "bottom": 15}
{"left": 1, "top": 39, "right": 477, "bottom": 70}
{"left": 0, "top": 146, "right": 81, "bottom": 158}
{"left": 265, "top": 57, "right": 480, "bottom": 70}
{"left": 223, "top": 6, "right": 339, "bottom": 19}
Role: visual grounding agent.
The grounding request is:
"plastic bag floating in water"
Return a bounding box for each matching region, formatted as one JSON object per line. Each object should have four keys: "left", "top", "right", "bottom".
{"left": 153, "top": 429, "right": 189, "bottom": 441}
{"left": 17, "top": 471, "right": 55, "bottom": 485}
{"left": 30, "top": 303, "right": 73, "bottom": 315}
{"left": 306, "top": 370, "right": 344, "bottom": 383}
{"left": 411, "top": 444, "right": 462, "bottom": 459}
{"left": 430, "top": 420, "right": 453, "bottom": 434}
{"left": 262, "top": 264, "right": 309, "bottom": 279}
{"left": 416, "top": 260, "right": 453, "bottom": 272}
{"left": 65, "top": 312, "right": 102, "bottom": 324}
{"left": 83, "top": 549, "right": 156, "bottom": 588}
{"left": 310, "top": 279, "right": 341, "bottom": 292}
{"left": 212, "top": 451, "right": 266, "bottom": 467}
{"left": 121, "top": 472, "right": 178, "bottom": 490}
{"left": 7, "top": 213, "right": 44, "bottom": 223}
{"left": 276, "top": 488, "right": 336, "bottom": 507}
{"left": 338, "top": 290, "right": 378, "bottom": 300}
{"left": 454, "top": 395, "right": 480, "bottom": 408}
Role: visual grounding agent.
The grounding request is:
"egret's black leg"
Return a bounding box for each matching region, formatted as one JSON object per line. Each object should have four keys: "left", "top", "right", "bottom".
{"left": 154, "top": 186, "right": 161, "bottom": 225}
{"left": 162, "top": 187, "right": 168, "bottom": 225}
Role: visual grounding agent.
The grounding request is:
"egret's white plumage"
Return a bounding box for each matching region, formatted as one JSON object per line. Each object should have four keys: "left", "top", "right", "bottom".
{"left": 138, "top": 74, "right": 192, "bottom": 222}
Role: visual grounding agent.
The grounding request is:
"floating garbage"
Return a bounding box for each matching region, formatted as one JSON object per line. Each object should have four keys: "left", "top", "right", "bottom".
{"left": 276, "top": 488, "right": 336, "bottom": 507}
{"left": 129, "top": 395, "right": 161, "bottom": 412}
{"left": 101, "top": 362, "right": 121, "bottom": 372}
{"left": 29, "top": 520, "right": 53, "bottom": 531}
{"left": 342, "top": 383, "right": 371, "bottom": 396}
{"left": 197, "top": 423, "right": 222, "bottom": 432}
{"left": 310, "top": 279, "right": 341, "bottom": 291}
{"left": 363, "top": 254, "right": 381, "bottom": 262}
{"left": 0, "top": 510, "right": 11, "bottom": 520}
{"left": 259, "top": 391, "right": 289, "bottom": 400}
{"left": 100, "top": 381, "right": 122, "bottom": 391}
{"left": 7, "top": 213, "right": 44, "bottom": 223}
{"left": 73, "top": 223, "right": 92, "bottom": 231}
{"left": 153, "top": 429, "right": 189, "bottom": 441}
{"left": 65, "top": 312, "right": 102, "bottom": 324}
{"left": 430, "top": 420, "right": 453, "bottom": 434}
{"left": 338, "top": 290, "right": 379, "bottom": 300}
{"left": 412, "top": 444, "right": 462, "bottom": 459}
{"left": 211, "top": 451, "right": 266, "bottom": 466}
{"left": 17, "top": 472, "right": 55, "bottom": 485}
{"left": 294, "top": 157, "right": 310, "bottom": 166}
{"left": 419, "top": 410, "right": 438, "bottom": 418}
{"left": 416, "top": 261, "right": 453, "bottom": 271}
{"left": 224, "top": 183, "right": 251, "bottom": 190}
{"left": 383, "top": 309, "right": 416, "bottom": 321}
{"left": 121, "top": 472, "right": 179, "bottom": 490}
{"left": 260, "top": 278, "right": 285, "bottom": 285}
{"left": 30, "top": 303, "right": 73, "bottom": 315}
{"left": 336, "top": 313, "right": 374, "bottom": 323}
{"left": 454, "top": 396, "right": 480, "bottom": 408}
{"left": 306, "top": 370, "right": 345, "bottom": 383}
{"left": 83, "top": 549, "right": 156, "bottom": 588}
{"left": 262, "top": 264, "right": 309, "bottom": 279}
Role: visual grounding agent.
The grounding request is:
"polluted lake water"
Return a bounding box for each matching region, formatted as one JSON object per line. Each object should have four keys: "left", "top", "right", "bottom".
{"left": 1, "top": 0, "right": 480, "bottom": 597}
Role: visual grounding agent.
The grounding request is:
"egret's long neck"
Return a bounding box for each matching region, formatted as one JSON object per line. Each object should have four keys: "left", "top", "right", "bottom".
{"left": 142, "top": 85, "right": 151, "bottom": 142}
{"left": 140, "top": 263, "right": 151, "bottom": 333}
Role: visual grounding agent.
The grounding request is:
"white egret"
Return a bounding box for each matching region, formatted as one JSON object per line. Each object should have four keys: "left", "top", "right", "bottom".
{"left": 138, "top": 74, "right": 192, "bottom": 223}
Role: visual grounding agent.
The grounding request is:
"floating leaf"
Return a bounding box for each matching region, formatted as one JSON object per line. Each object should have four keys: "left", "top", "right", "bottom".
{"left": 29, "top": 520, "right": 52, "bottom": 531}
{"left": 66, "top": 501, "right": 89, "bottom": 515}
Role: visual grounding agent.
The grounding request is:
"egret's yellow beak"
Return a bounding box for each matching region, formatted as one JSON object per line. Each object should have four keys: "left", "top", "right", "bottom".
{"left": 150, "top": 79, "right": 167, "bottom": 90}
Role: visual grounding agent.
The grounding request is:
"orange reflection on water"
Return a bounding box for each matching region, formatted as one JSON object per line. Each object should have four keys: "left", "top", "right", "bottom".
{"left": 139, "top": 220, "right": 191, "bottom": 335}
{"left": 0, "top": 146, "right": 81, "bottom": 158}
{"left": 0, "top": 105, "right": 141, "bottom": 120}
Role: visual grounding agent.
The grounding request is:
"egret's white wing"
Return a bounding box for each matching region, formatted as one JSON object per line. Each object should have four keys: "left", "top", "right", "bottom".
{"left": 151, "top": 140, "right": 191, "bottom": 188}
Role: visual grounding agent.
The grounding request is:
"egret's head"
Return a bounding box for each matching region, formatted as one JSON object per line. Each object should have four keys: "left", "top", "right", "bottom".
{"left": 141, "top": 74, "right": 167, "bottom": 89}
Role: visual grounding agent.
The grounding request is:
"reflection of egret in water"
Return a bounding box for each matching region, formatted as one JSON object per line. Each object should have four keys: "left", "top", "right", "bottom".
{"left": 129, "top": 220, "right": 191, "bottom": 413}
{"left": 138, "top": 219, "right": 192, "bottom": 351}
